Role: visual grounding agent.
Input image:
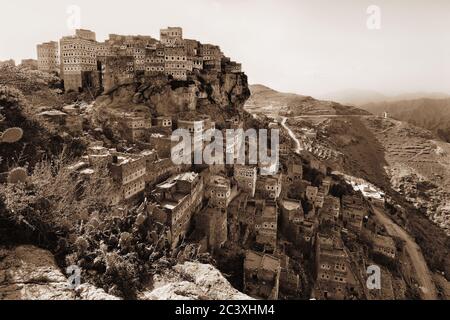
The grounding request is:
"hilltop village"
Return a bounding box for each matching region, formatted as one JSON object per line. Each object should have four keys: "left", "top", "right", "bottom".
{"left": 0, "top": 27, "right": 433, "bottom": 300}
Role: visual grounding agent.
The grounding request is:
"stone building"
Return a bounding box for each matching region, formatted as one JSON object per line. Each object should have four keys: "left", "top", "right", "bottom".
{"left": 314, "top": 190, "right": 325, "bottom": 209}
{"left": 86, "top": 145, "right": 113, "bottom": 167}
{"left": 318, "top": 195, "right": 341, "bottom": 225}
{"left": 60, "top": 29, "right": 99, "bottom": 91}
{"left": 118, "top": 114, "right": 152, "bottom": 143}
{"left": 286, "top": 160, "right": 303, "bottom": 183}
{"left": 110, "top": 153, "right": 147, "bottom": 204}
{"left": 280, "top": 199, "right": 304, "bottom": 238}
{"left": 164, "top": 46, "right": 192, "bottom": 80}
{"left": 143, "top": 156, "right": 183, "bottom": 188}
{"left": 223, "top": 61, "right": 242, "bottom": 74}
{"left": 314, "top": 234, "right": 358, "bottom": 300}
{"left": 255, "top": 201, "right": 278, "bottom": 252}
{"left": 160, "top": 27, "right": 183, "bottom": 47}
{"left": 342, "top": 194, "right": 367, "bottom": 233}
{"left": 306, "top": 186, "right": 319, "bottom": 203}
{"left": 154, "top": 116, "right": 173, "bottom": 129}
{"left": 243, "top": 250, "right": 281, "bottom": 300}
{"left": 152, "top": 172, "right": 204, "bottom": 248}
{"left": 206, "top": 175, "right": 232, "bottom": 209}
{"left": 274, "top": 253, "right": 300, "bottom": 296}
{"left": 373, "top": 234, "right": 396, "bottom": 259}
{"left": 321, "top": 176, "right": 333, "bottom": 195}
{"left": 177, "top": 114, "right": 214, "bottom": 148}
{"left": 256, "top": 174, "right": 283, "bottom": 200}
{"left": 280, "top": 202, "right": 317, "bottom": 250}
{"left": 145, "top": 48, "right": 165, "bottom": 75}
{"left": 20, "top": 59, "right": 38, "bottom": 70}
{"left": 199, "top": 44, "right": 223, "bottom": 72}
{"left": 195, "top": 206, "right": 228, "bottom": 253}
{"left": 296, "top": 219, "right": 317, "bottom": 249}
{"left": 37, "top": 41, "right": 59, "bottom": 74}
{"left": 0, "top": 59, "right": 15, "bottom": 67}
{"left": 38, "top": 26, "right": 241, "bottom": 93}
{"left": 234, "top": 165, "right": 257, "bottom": 197}
{"left": 103, "top": 55, "right": 135, "bottom": 92}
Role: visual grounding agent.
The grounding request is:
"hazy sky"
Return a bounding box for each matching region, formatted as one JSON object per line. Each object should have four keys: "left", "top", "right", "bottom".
{"left": 1, "top": 0, "right": 449, "bottom": 97}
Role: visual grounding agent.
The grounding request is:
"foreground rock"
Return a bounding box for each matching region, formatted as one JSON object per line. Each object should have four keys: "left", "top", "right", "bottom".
{"left": 140, "top": 262, "right": 252, "bottom": 300}
{"left": 0, "top": 245, "right": 118, "bottom": 300}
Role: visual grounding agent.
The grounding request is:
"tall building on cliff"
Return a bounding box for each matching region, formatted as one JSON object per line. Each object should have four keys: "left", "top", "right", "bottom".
{"left": 37, "top": 26, "right": 243, "bottom": 93}
{"left": 60, "top": 29, "right": 99, "bottom": 92}
{"left": 37, "top": 41, "right": 59, "bottom": 74}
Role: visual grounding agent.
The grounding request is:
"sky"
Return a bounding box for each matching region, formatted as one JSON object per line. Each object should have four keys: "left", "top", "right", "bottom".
{"left": 0, "top": 0, "right": 449, "bottom": 97}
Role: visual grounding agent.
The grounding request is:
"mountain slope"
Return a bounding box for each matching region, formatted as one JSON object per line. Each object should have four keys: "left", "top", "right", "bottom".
{"left": 320, "top": 89, "right": 450, "bottom": 106}
{"left": 246, "top": 84, "right": 370, "bottom": 117}
{"left": 361, "top": 98, "right": 450, "bottom": 142}
{"left": 246, "top": 84, "right": 450, "bottom": 278}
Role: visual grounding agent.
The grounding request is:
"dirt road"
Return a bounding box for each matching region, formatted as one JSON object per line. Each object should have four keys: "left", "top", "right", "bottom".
{"left": 372, "top": 206, "right": 438, "bottom": 300}
{"left": 280, "top": 117, "right": 303, "bottom": 153}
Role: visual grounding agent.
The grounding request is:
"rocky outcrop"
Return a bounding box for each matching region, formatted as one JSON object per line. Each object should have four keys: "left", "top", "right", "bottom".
{"left": 139, "top": 262, "right": 252, "bottom": 300}
{"left": 95, "top": 71, "right": 250, "bottom": 127}
{"left": 0, "top": 246, "right": 251, "bottom": 300}
{"left": 0, "top": 246, "right": 119, "bottom": 300}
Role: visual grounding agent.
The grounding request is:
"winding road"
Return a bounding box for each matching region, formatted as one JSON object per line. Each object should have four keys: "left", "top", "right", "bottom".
{"left": 279, "top": 112, "right": 438, "bottom": 299}
{"left": 280, "top": 117, "right": 303, "bottom": 154}
{"left": 372, "top": 206, "right": 438, "bottom": 300}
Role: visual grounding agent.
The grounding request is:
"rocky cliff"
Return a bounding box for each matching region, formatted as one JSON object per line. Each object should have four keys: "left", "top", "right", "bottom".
{"left": 140, "top": 262, "right": 252, "bottom": 300}
{"left": 95, "top": 72, "right": 250, "bottom": 127}
{"left": 0, "top": 246, "right": 118, "bottom": 300}
{"left": 0, "top": 246, "right": 251, "bottom": 300}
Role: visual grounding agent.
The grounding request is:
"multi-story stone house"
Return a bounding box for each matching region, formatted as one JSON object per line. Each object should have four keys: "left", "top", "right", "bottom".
{"left": 234, "top": 165, "right": 257, "bottom": 197}
{"left": 60, "top": 29, "right": 99, "bottom": 92}
{"left": 195, "top": 206, "right": 228, "bottom": 253}
{"left": 103, "top": 55, "right": 135, "bottom": 92}
{"left": 342, "top": 194, "right": 367, "bottom": 233}
{"left": 110, "top": 153, "right": 147, "bottom": 204}
{"left": 20, "top": 59, "right": 38, "bottom": 70}
{"left": 256, "top": 174, "right": 283, "bottom": 200}
{"left": 244, "top": 250, "right": 281, "bottom": 300}
{"left": 37, "top": 41, "right": 60, "bottom": 74}
{"left": 119, "top": 114, "right": 152, "bottom": 143}
{"left": 318, "top": 195, "right": 341, "bottom": 225}
{"left": 152, "top": 172, "right": 204, "bottom": 248}
{"left": 314, "top": 233, "right": 359, "bottom": 300}
{"left": 306, "top": 186, "right": 319, "bottom": 203}
{"left": 255, "top": 201, "right": 278, "bottom": 252}
{"left": 160, "top": 27, "right": 183, "bottom": 47}
{"left": 206, "top": 175, "right": 232, "bottom": 209}
{"left": 199, "top": 44, "right": 223, "bottom": 71}
{"left": 373, "top": 234, "right": 397, "bottom": 259}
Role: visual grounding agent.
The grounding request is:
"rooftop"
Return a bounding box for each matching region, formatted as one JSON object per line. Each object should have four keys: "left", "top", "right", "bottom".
{"left": 244, "top": 250, "right": 280, "bottom": 273}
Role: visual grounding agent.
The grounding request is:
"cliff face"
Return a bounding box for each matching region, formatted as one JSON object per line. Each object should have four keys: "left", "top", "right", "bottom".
{"left": 140, "top": 262, "right": 252, "bottom": 300}
{"left": 95, "top": 71, "right": 250, "bottom": 126}
{"left": 0, "top": 246, "right": 118, "bottom": 300}
{"left": 0, "top": 246, "right": 251, "bottom": 301}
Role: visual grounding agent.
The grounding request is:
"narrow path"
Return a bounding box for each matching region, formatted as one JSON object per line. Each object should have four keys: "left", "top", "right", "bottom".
{"left": 372, "top": 206, "right": 438, "bottom": 300}
{"left": 280, "top": 117, "right": 303, "bottom": 154}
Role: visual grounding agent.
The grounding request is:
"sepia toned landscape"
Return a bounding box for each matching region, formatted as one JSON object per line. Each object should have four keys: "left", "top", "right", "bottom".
{"left": 0, "top": 0, "right": 448, "bottom": 304}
